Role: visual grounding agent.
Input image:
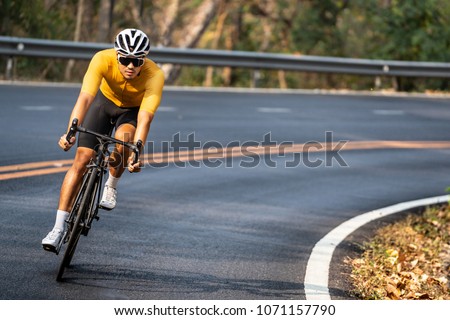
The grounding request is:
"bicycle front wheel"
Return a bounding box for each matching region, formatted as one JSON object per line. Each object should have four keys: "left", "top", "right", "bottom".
{"left": 56, "top": 168, "right": 99, "bottom": 281}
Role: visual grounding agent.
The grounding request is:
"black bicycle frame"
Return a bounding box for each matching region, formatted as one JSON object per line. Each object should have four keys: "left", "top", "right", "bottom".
{"left": 65, "top": 118, "right": 142, "bottom": 234}
{"left": 56, "top": 118, "right": 143, "bottom": 280}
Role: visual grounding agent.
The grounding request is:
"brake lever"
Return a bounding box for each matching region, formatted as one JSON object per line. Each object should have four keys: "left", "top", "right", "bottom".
{"left": 66, "top": 118, "right": 78, "bottom": 142}
{"left": 132, "top": 139, "right": 143, "bottom": 165}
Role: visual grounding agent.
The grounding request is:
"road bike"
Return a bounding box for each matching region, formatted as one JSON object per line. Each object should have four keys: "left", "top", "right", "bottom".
{"left": 54, "top": 118, "right": 142, "bottom": 281}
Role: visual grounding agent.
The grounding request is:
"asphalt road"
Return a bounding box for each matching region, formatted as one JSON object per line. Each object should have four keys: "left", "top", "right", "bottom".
{"left": 0, "top": 84, "right": 449, "bottom": 299}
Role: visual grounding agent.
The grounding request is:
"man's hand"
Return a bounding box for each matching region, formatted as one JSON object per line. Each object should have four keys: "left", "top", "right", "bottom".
{"left": 59, "top": 134, "right": 75, "bottom": 151}
{"left": 127, "top": 155, "right": 143, "bottom": 173}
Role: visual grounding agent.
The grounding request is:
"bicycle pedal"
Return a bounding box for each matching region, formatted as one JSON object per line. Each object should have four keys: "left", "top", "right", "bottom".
{"left": 42, "top": 244, "right": 58, "bottom": 254}
{"left": 99, "top": 204, "right": 113, "bottom": 211}
{"left": 43, "top": 240, "right": 63, "bottom": 255}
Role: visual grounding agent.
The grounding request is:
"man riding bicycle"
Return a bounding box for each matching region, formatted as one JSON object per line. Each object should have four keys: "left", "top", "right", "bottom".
{"left": 42, "top": 28, "right": 164, "bottom": 252}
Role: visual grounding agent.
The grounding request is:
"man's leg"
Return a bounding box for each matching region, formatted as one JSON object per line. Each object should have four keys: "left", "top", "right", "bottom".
{"left": 100, "top": 123, "right": 136, "bottom": 209}
{"left": 58, "top": 147, "right": 96, "bottom": 212}
{"left": 42, "top": 147, "right": 95, "bottom": 252}
{"left": 110, "top": 123, "right": 136, "bottom": 178}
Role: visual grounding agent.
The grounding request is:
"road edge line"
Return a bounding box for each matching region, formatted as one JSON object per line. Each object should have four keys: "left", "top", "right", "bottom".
{"left": 304, "top": 194, "right": 449, "bottom": 300}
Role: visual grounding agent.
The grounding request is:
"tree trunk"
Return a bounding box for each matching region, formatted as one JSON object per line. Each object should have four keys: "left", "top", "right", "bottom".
{"left": 163, "top": 0, "right": 220, "bottom": 84}
{"left": 278, "top": 70, "right": 287, "bottom": 89}
{"left": 129, "top": 0, "right": 144, "bottom": 27}
{"left": 221, "top": 29, "right": 233, "bottom": 86}
{"left": 204, "top": 0, "right": 228, "bottom": 87}
{"left": 180, "top": 0, "right": 220, "bottom": 48}
{"left": 64, "top": 0, "right": 84, "bottom": 81}
{"left": 83, "top": 0, "right": 95, "bottom": 41}
{"left": 251, "top": 0, "right": 275, "bottom": 88}
{"left": 128, "top": 0, "right": 156, "bottom": 40}
{"left": 97, "top": 0, "right": 114, "bottom": 43}
{"left": 159, "top": 0, "right": 180, "bottom": 47}
{"left": 221, "top": 3, "right": 241, "bottom": 86}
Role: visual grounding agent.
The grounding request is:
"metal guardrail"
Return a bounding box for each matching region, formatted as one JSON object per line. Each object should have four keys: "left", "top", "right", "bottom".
{"left": 1, "top": 36, "right": 449, "bottom": 78}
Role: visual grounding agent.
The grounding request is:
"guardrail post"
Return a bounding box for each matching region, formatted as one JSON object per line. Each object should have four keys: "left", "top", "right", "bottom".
{"left": 5, "top": 57, "right": 13, "bottom": 80}
{"left": 375, "top": 76, "right": 381, "bottom": 90}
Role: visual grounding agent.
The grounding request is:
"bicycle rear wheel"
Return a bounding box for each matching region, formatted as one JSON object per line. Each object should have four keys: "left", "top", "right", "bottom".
{"left": 56, "top": 168, "right": 99, "bottom": 281}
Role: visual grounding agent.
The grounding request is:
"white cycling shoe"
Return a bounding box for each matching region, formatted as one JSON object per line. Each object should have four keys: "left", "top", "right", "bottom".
{"left": 99, "top": 185, "right": 117, "bottom": 210}
{"left": 42, "top": 228, "right": 64, "bottom": 253}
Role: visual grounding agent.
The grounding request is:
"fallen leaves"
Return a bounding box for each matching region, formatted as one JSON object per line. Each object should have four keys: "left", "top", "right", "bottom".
{"left": 346, "top": 204, "right": 450, "bottom": 300}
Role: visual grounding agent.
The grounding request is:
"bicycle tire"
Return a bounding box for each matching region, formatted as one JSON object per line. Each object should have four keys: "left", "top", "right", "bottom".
{"left": 56, "top": 168, "right": 99, "bottom": 281}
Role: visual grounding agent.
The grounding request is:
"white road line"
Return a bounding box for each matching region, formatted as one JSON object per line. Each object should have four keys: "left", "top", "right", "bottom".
{"left": 257, "top": 107, "right": 291, "bottom": 113}
{"left": 304, "top": 194, "right": 449, "bottom": 300}
{"left": 158, "top": 106, "right": 177, "bottom": 112}
{"left": 20, "top": 106, "right": 54, "bottom": 111}
{"left": 373, "top": 109, "right": 405, "bottom": 116}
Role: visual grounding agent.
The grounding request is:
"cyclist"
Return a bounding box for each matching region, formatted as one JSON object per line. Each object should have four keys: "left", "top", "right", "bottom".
{"left": 42, "top": 28, "right": 164, "bottom": 252}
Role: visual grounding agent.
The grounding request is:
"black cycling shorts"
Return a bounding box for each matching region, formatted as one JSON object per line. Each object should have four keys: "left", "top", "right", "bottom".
{"left": 78, "top": 90, "right": 139, "bottom": 151}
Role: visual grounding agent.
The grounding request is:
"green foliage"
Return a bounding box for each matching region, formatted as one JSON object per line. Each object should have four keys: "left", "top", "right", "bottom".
{"left": 0, "top": 0, "right": 449, "bottom": 91}
{"left": 375, "top": 0, "right": 449, "bottom": 62}
{"left": 372, "top": 0, "right": 449, "bottom": 90}
{"left": 291, "top": 0, "right": 348, "bottom": 56}
{"left": 1, "top": 0, "right": 76, "bottom": 39}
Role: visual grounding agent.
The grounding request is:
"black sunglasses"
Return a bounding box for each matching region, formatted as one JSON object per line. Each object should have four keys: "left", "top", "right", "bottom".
{"left": 117, "top": 55, "right": 145, "bottom": 67}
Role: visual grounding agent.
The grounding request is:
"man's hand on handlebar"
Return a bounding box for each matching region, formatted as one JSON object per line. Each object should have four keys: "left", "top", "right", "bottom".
{"left": 127, "top": 156, "right": 143, "bottom": 173}
{"left": 60, "top": 118, "right": 78, "bottom": 151}
{"left": 59, "top": 134, "right": 76, "bottom": 151}
{"left": 127, "top": 140, "right": 143, "bottom": 173}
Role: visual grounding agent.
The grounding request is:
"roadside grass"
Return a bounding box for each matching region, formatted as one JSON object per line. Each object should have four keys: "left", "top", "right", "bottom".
{"left": 346, "top": 204, "right": 450, "bottom": 300}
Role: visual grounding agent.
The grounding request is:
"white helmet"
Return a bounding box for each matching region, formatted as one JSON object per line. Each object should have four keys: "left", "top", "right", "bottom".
{"left": 114, "top": 28, "right": 150, "bottom": 57}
